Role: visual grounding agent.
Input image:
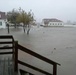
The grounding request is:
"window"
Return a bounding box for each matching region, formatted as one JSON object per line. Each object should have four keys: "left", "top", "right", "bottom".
{"left": 0, "top": 22, "right": 2, "bottom": 25}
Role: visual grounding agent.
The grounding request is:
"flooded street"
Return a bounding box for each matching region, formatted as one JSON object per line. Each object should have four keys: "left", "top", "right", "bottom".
{"left": 0, "top": 26, "right": 76, "bottom": 75}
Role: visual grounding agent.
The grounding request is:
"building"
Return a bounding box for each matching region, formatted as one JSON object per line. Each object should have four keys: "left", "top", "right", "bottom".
{"left": 0, "top": 11, "right": 7, "bottom": 29}
{"left": 42, "top": 18, "right": 64, "bottom": 27}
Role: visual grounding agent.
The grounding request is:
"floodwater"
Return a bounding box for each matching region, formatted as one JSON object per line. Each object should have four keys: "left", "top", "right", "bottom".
{"left": 0, "top": 26, "right": 76, "bottom": 75}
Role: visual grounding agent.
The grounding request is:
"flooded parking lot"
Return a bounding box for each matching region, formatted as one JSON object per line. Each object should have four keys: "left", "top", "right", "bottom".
{"left": 0, "top": 26, "right": 76, "bottom": 75}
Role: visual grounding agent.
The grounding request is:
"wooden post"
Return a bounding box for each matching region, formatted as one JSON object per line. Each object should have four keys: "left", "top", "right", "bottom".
{"left": 23, "top": 25, "right": 25, "bottom": 33}
{"left": 7, "top": 23, "right": 9, "bottom": 34}
{"left": 14, "top": 41, "right": 18, "bottom": 72}
{"left": 12, "top": 38, "right": 15, "bottom": 60}
{"left": 53, "top": 64, "right": 57, "bottom": 75}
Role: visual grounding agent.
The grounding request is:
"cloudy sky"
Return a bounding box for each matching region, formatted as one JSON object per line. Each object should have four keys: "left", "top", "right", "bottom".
{"left": 0, "top": 0, "right": 76, "bottom": 22}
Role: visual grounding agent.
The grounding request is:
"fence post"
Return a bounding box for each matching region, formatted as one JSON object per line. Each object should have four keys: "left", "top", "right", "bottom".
{"left": 14, "top": 41, "right": 18, "bottom": 72}
{"left": 12, "top": 38, "right": 15, "bottom": 60}
{"left": 53, "top": 64, "right": 57, "bottom": 75}
{"left": 7, "top": 23, "right": 9, "bottom": 34}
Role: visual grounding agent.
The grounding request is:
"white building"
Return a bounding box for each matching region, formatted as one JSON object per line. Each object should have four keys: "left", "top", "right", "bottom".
{"left": 0, "top": 11, "right": 6, "bottom": 29}
{"left": 42, "top": 18, "right": 64, "bottom": 27}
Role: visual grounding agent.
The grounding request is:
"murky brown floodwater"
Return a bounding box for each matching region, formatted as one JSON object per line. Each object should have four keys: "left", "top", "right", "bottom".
{"left": 0, "top": 26, "right": 76, "bottom": 75}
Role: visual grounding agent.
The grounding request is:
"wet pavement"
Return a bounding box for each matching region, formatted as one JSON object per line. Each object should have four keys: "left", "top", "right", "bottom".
{"left": 0, "top": 26, "right": 76, "bottom": 75}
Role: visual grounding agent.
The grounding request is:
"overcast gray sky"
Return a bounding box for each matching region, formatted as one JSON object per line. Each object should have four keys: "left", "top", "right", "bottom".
{"left": 0, "top": 0, "right": 76, "bottom": 22}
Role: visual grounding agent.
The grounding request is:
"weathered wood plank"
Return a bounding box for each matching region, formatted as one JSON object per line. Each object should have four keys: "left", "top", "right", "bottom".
{"left": 0, "top": 35, "right": 13, "bottom": 39}
{"left": 0, "top": 52, "right": 13, "bottom": 55}
{"left": 0, "top": 42, "right": 13, "bottom": 44}
{"left": 0, "top": 57, "right": 15, "bottom": 75}
{"left": 0, "top": 58, "right": 3, "bottom": 75}
{"left": 0, "top": 47, "right": 13, "bottom": 49}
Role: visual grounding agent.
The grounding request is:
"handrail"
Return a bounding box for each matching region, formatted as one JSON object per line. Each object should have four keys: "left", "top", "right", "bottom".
{"left": 0, "top": 47, "right": 13, "bottom": 49}
{"left": 18, "top": 60, "right": 52, "bottom": 75}
{"left": 0, "top": 52, "right": 13, "bottom": 55}
{"left": 0, "top": 35, "right": 60, "bottom": 75}
{"left": 0, "top": 41, "right": 13, "bottom": 44}
{"left": 14, "top": 41, "right": 60, "bottom": 75}
{"left": 0, "top": 35, "right": 15, "bottom": 55}
{"left": 18, "top": 44, "right": 60, "bottom": 66}
{"left": 0, "top": 35, "right": 14, "bottom": 39}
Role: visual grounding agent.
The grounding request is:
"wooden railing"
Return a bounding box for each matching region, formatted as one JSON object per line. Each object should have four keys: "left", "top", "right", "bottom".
{"left": 0, "top": 35, "right": 14, "bottom": 55}
{"left": 14, "top": 41, "right": 60, "bottom": 75}
{"left": 0, "top": 35, "right": 60, "bottom": 75}
{"left": 0, "top": 35, "right": 15, "bottom": 75}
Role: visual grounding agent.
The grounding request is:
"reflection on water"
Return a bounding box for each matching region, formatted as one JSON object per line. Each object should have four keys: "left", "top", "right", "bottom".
{"left": 0, "top": 26, "right": 76, "bottom": 75}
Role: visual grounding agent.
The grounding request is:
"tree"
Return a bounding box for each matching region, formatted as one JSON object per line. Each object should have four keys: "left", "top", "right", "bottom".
{"left": 25, "top": 11, "right": 34, "bottom": 34}
{"left": 16, "top": 8, "right": 34, "bottom": 34}
{"left": 7, "top": 8, "right": 34, "bottom": 34}
{"left": 16, "top": 9, "right": 27, "bottom": 33}
{"left": 7, "top": 9, "right": 19, "bottom": 28}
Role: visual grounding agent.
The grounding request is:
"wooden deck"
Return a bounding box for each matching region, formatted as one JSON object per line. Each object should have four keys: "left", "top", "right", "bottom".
{"left": 0, "top": 57, "right": 15, "bottom": 75}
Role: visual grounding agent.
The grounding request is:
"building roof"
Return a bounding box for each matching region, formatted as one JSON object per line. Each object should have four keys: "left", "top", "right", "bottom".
{"left": 43, "top": 18, "right": 63, "bottom": 24}
{"left": 0, "top": 11, "right": 6, "bottom": 19}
